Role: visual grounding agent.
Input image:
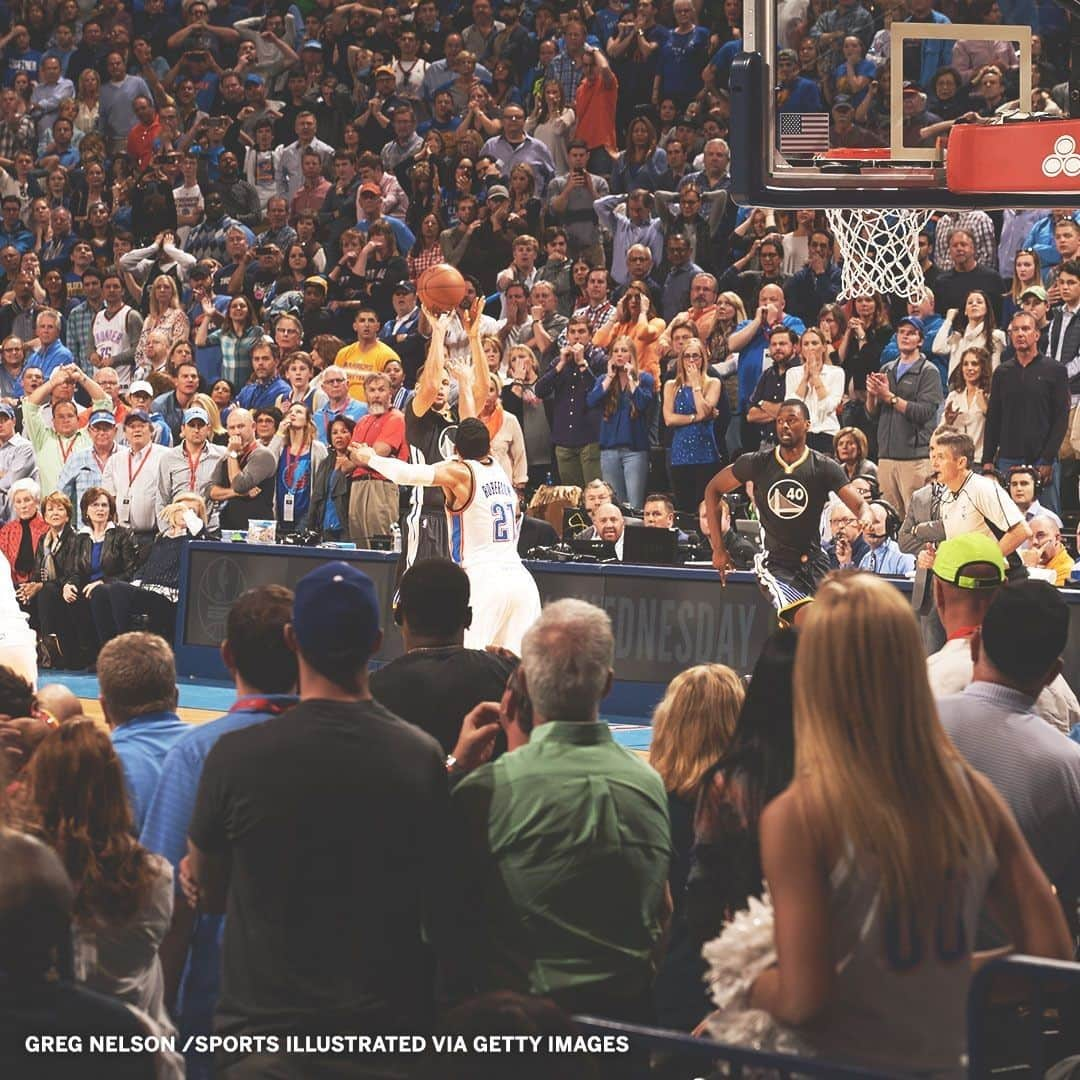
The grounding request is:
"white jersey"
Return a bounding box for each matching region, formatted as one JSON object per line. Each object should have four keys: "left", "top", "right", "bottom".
{"left": 447, "top": 458, "right": 520, "bottom": 568}
{"left": 92, "top": 305, "right": 135, "bottom": 389}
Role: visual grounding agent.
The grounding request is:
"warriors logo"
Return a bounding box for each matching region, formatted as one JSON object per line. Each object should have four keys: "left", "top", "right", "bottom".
{"left": 766, "top": 478, "right": 809, "bottom": 519}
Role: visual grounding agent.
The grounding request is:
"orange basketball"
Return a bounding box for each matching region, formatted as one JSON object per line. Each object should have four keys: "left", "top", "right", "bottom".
{"left": 418, "top": 263, "right": 467, "bottom": 314}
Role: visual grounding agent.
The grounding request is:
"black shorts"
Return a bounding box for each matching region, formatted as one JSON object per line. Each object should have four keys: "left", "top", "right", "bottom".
{"left": 770, "top": 547, "right": 831, "bottom": 596}
{"left": 401, "top": 506, "right": 449, "bottom": 568}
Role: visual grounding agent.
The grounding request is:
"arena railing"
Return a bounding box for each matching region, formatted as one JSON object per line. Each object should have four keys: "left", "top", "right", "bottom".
{"left": 966, "top": 954, "right": 1080, "bottom": 1077}
{"left": 571, "top": 1015, "right": 894, "bottom": 1078}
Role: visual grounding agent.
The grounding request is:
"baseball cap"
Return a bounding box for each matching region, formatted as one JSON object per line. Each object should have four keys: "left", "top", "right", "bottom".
{"left": 902, "top": 80, "right": 923, "bottom": 95}
{"left": 292, "top": 561, "right": 381, "bottom": 662}
{"left": 393, "top": 280, "right": 417, "bottom": 294}
{"left": 0, "top": 403, "right": 14, "bottom": 420}
{"left": 832, "top": 95, "right": 854, "bottom": 110}
{"left": 931, "top": 533, "right": 1006, "bottom": 589}
{"left": 183, "top": 406, "right": 209, "bottom": 425}
{"left": 304, "top": 275, "right": 328, "bottom": 292}
{"left": 244, "top": 73, "right": 264, "bottom": 86}
{"left": 88, "top": 410, "right": 115, "bottom": 428}
{"left": 128, "top": 379, "right": 154, "bottom": 398}
{"left": 1021, "top": 283, "right": 1049, "bottom": 302}
{"left": 189, "top": 264, "right": 212, "bottom": 280}
{"left": 124, "top": 409, "right": 151, "bottom": 425}
{"left": 677, "top": 113, "right": 699, "bottom": 129}
{"left": 981, "top": 579, "right": 1068, "bottom": 682}
{"left": 374, "top": 64, "right": 394, "bottom": 77}
{"left": 487, "top": 184, "right": 510, "bottom": 201}
{"left": 359, "top": 181, "right": 381, "bottom": 196}
{"left": 897, "top": 314, "right": 925, "bottom": 335}
{"left": 777, "top": 48, "right": 797, "bottom": 63}
{"left": 301, "top": 39, "right": 323, "bottom": 50}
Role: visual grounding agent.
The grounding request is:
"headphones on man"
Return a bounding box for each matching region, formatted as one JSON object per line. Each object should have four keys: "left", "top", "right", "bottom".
{"left": 1005, "top": 464, "right": 1041, "bottom": 496}
{"left": 867, "top": 499, "right": 902, "bottom": 541}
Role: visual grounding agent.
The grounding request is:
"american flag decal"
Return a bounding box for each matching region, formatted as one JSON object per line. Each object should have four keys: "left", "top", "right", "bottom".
{"left": 778, "top": 113, "right": 831, "bottom": 156}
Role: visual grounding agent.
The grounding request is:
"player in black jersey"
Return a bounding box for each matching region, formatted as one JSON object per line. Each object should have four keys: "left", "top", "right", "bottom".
{"left": 401, "top": 300, "right": 489, "bottom": 567}
{"left": 704, "top": 400, "right": 874, "bottom": 618}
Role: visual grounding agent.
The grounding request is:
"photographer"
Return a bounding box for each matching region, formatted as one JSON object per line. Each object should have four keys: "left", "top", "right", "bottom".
{"left": 129, "top": 160, "right": 179, "bottom": 248}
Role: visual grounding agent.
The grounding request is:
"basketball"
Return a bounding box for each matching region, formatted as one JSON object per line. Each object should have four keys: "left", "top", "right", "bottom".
{"left": 418, "top": 263, "right": 467, "bottom": 314}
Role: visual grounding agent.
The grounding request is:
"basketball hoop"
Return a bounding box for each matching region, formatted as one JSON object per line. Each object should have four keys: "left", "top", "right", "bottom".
{"left": 825, "top": 208, "right": 937, "bottom": 304}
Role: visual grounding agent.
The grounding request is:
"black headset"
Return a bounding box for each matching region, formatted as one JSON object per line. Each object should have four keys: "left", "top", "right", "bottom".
{"left": 1005, "top": 464, "right": 1041, "bottom": 496}
{"left": 868, "top": 499, "right": 902, "bottom": 541}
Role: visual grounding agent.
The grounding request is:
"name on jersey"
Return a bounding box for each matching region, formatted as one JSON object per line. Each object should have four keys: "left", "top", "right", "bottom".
{"left": 481, "top": 479, "right": 514, "bottom": 499}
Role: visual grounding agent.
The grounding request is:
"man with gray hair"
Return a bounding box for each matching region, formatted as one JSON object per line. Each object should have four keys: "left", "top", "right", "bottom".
{"left": 450, "top": 598, "right": 672, "bottom": 1022}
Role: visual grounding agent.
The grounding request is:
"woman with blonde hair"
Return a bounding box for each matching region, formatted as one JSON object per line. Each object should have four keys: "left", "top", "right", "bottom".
{"left": 481, "top": 333, "right": 505, "bottom": 376}
{"left": 785, "top": 327, "right": 845, "bottom": 454}
{"left": 134, "top": 276, "right": 190, "bottom": 372}
{"left": 592, "top": 283, "right": 666, "bottom": 380}
{"left": 191, "top": 392, "right": 227, "bottom": 444}
{"left": 651, "top": 661, "right": 746, "bottom": 1029}
{"left": 742, "top": 573, "right": 1071, "bottom": 1075}
{"left": 74, "top": 68, "right": 100, "bottom": 135}
{"left": 480, "top": 372, "right": 527, "bottom": 491}
{"left": 663, "top": 337, "right": 722, "bottom": 511}
{"left": 587, "top": 336, "right": 655, "bottom": 509}
{"left": 502, "top": 344, "right": 551, "bottom": 492}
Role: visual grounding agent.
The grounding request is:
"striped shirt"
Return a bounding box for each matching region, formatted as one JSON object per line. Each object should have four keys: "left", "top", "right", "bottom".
{"left": 64, "top": 298, "right": 102, "bottom": 374}
{"left": 207, "top": 324, "right": 262, "bottom": 388}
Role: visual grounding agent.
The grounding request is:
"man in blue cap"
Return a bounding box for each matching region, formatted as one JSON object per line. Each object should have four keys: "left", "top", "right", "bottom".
{"left": 185, "top": 561, "right": 470, "bottom": 1078}
{"left": 57, "top": 408, "right": 118, "bottom": 527}
{"left": 866, "top": 313, "right": 943, "bottom": 515}
{"left": 154, "top": 404, "right": 226, "bottom": 532}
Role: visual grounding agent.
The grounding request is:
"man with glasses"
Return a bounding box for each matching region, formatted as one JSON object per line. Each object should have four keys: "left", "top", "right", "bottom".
{"left": 314, "top": 365, "right": 367, "bottom": 443}
{"left": 783, "top": 228, "right": 842, "bottom": 327}
{"left": 480, "top": 104, "right": 555, "bottom": 194}
{"left": 717, "top": 233, "right": 789, "bottom": 314}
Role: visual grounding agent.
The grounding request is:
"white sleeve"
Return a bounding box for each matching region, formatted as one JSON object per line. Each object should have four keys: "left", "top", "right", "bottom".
{"left": 971, "top": 475, "right": 1024, "bottom": 533}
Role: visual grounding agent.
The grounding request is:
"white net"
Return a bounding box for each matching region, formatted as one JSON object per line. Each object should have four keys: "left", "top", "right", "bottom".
{"left": 825, "top": 208, "right": 937, "bottom": 304}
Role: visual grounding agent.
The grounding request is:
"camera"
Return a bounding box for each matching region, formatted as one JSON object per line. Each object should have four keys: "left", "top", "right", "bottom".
{"left": 278, "top": 528, "right": 322, "bottom": 547}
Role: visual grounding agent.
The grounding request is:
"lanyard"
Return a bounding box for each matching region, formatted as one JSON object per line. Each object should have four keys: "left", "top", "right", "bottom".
{"left": 92, "top": 448, "right": 113, "bottom": 475}
{"left": 57, "top": 433, "right": 78, "bottom": 464}
{"left": 284, "top": 445, "right": 311, "bottom": 493}
{"left": 127, "top": 447, "right": 152, "bottom": 488}
{"left": 185, "top": 446, "right": 204, "bottom": 491}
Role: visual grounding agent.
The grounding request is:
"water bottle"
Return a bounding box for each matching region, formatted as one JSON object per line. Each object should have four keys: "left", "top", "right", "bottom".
{"left": 390, "top": 523, "right": 402, "bottom": 553}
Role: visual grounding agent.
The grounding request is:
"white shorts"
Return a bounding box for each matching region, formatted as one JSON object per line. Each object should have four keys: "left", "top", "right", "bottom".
{"left": 463, "top": 561, "right": 542, "bottom": 655}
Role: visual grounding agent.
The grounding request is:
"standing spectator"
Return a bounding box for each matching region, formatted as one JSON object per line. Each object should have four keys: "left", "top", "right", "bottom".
{"left": 866, "top": 316, "right": 943, "bottom": 514}
{"left": 729, "top": 573, "right": 1070, "bottom": 1075}
{"left": 782, "top": 229, "right": 842, "bottom": 328}
{"left": 278, "top": 112, "right": 333, "bottom": 202}
{"left": 594, "top": 189, "right": 665, "bottom": 286}
{"left": 810, "top": 0, "right": 876, "bottom": 67}
{"left": 381, "top": 105, "right": 423, "bottom": 175}
{"left": 186, "top": 562, "right": 458, "bottom": 1078}
{"left": 931, "top": 289, "right": 1006, "bottom": 378}
{"left": 652, "top": 0, "right": 711, "bottom": 111}
{"left": 934, "top": 227, "right": 1006, "bottom": 321}
{"left": 208, "top": 407, "right": 276, "bottom": 531}
{"left": 535, "top": 315, "right": 607, "bottom": 489}
{"left": 98, "top": 632, "right": 189, "bottom": 832}
{"left": 943, "top": 347, "right": 992, "bottom": 461}
{"left": 101, "top": 410, "right": 166, "bottom": 554}
{"left": 983, "top": 311, "right": 1070, "bottom": 516}
{"left": 664, "top": 337, "right": 722, "bottom": 511}
{"left": 92, "top": 271, "right": 144, "bottom": 390}
{"left": 140, "top": 585, "right": 297, "bottom": 1080}
{"left": 0, "top": 402, "right": 36, "bottom": 521}
{"left": 546, "top": 143, "right": 610, "bottom": 264}
{"left": 451, "top": 598, "right": 672, "bottom": 1021}
{"left": 901, "top": 0, "right": 954, "bottom": 89}
{"left": 785, "top": 327, "right": 845, "bottom": 454}
{"left": 480, "top": 104, "right": 556, "bottom": 195}
{"left": 98, "top": 51, "right": 151, "bottom": 157}
{"left": 658, "top": 233, "right": 704, "bottom": 322}
{"left": 154, "top": 407, "right": 226, "bottom": 531}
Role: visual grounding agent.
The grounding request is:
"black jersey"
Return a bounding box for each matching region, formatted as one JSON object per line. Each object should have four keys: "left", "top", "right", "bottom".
{"left": 732, "top": 446, "right": 848, "bottom": 568}
{"left": 405, "top": 399, "right": 457, "bottom": 512}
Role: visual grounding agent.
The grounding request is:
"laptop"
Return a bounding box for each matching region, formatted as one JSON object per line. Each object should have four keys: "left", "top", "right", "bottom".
{"left": 622, "top": 525, "right": 679, "bottom": 566}
{"left": 569, "top": 538, "right": 617, "bottom": 561}
{"left": 562, "top": 506, "right": 592, "bottom": 539}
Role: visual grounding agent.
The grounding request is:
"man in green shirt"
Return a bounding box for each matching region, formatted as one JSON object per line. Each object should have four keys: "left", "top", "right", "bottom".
{"left": 451, "top": 598, "right": 672, "bottom": 1021}
{"left": 22, "top": 364, "right": 110, "bottom": 495}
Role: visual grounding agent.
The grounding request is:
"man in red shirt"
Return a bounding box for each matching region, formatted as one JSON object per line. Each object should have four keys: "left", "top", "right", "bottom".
{"left": 345, "top": 370, "right": 408, "bottom": 546}
{"left": 126, "top": 95, "right": 161, "bottom": 171}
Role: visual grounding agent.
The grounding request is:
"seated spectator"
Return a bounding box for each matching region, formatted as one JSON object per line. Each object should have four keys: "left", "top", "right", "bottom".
{"left": 371, "top": 559, "right": 516, "bottom": 755}
{"left": 857, "top": 499, "right": 915, "bottom": 575}
{"left": 649, "top": 663, "right": 745, "bottom": 1030}
{"left": 20, "top": 490, "right": 81, "bottom": 669}
{"left": 27, "top": 719, "right": 175, "bottom": 1032}
{"left": 451, "top": 598, "right": 672, "bottom": 1022}
{"left": 0, "top": 477, "right": 46, "bottom": 595}
{"left": 1022, "top": 515, "right": 1074, "bottom": 585}
{"left": 594, "top": 500, "right": 625, "bottom": 557}
{"left": 90, "top": 492, "right": 208, "bottom": 645}
{"left": 825, "top": 498, "right": 870, "bottom": 569}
